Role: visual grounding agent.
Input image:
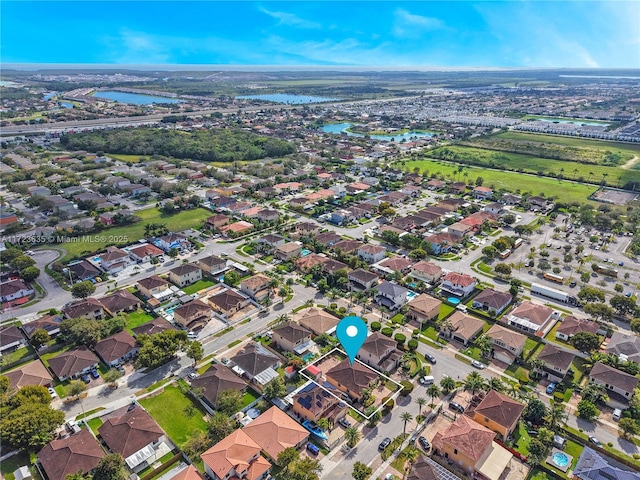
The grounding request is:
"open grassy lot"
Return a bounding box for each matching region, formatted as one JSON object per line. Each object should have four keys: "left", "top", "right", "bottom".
{"left": 59, "top": 207, "right": 211, "bottom": 262}
{"left": 400, "top": 158, "right": 599, "bottom": 205}
{"left": 426, "top": 145, "right": 639, "bottom": 187}
{"left": 496, "top": 131, "right": 640, "bottom": 156}
{"left": 124, "top": 309, "right": 155, "bottom": 333}
{"left": 105, "top": 153, "right": 148, "bottom": 163}
{"left": 182, "top": 278, "right": 217, "bottom": 295}
{"left": 139, "top": 384, "right": 208, "bottom": 448}
{"left": 0, "top": 451, "right": 32, "bottom": 480}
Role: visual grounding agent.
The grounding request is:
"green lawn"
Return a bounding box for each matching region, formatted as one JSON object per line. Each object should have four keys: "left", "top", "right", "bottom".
{"left": 182, "top": 278, "right": 217, "bottom": 295}
{"left": 523, "top": 338, "right": 542, "bottom": 360}
{"left": 400, "top": 158, "right": 600, "bottom": 205}
{"left": 496, "top": 131, "right": 640, "bottom": 156}
{"left": 125, "top": 309, "right": 155, "bottom": 333}
{"left": 86, "top": 417, "right": 103, "bottom": 435}
{"left": 505, "top": 364, "right": 531, "bottom": 383}
{"left": 0, "top": 451, "right": 32, "bottom": 480}
{"left": 241, "top": 388, "right": 261, "bottom": 408}
{"left": 513, "top": 422, "right": 532, "bottom": 456}
{"left": 0, "top": 345, "right": 36, "bottom": 372}
{"left": 139, "top": 385, "right": 209, "bottom": 448}
{"left": 60, "top": 207, "right": 212, "bottom": 262}
{"left": 438, "top": 304, "right": 455, "bottom": 320}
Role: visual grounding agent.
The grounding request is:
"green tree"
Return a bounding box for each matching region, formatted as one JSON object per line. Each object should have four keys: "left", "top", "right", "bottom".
{"left": 400, "top": 411, "right": 413, "bottom": 437}
{"left": 464, "top": 371, "right": 486, "bottom": 395}
{"left": 416, "top": 397, "right": 427, "bottom": 417}
{"left": 71, "top": 280, "right": 96, "bottom": 299}
{"left": 577, "top": 400, "right": 599, "bottom": 421}
{"left": 528, "top": 437, "right": 551, "bottom": 465}
{"left": 494, "top": 263, "right": 512, "bottom": 277}
{"left": 186, "top": 340, "right": 204, "bottom": 366}
{"left": 183, "top": 431, "right": 209, "bottom": 459}
{"left": 93, "top": 453, "right": 127, "bottom": 480}
{"left": 618, "top": 418, "right": 640, "bottom": 438}
{"left": 20, "top": 266, "right": 40, "bottom": 282}
{"left": 440, "top": 376, "right": 456, "bottom": 394}
{"left": 223, "top": 270, "right": 240, "bottom": 287}
{"left": 583, "top": 302, "right": 615, "bottom": 322}
{"left": 352, "top": 462, "right": 372, "bottom": 480}
{"left": 570, "top": 332, "right": 601, "bottom": 352}
{"left": 68, "top": 379, "right": 87, "bottom": 400}
{"left": 610, "top": 295, "right": 637, "bottom": 316}
{"left": 482, "top": 245, "right": 498, "bottom": 260}
{"left": 216, "top": 389, "right": 243, "bottom": 416}
{"left": 135, "top": 330, "right": 188, "bottom": 369}
{"left": 426, "top": 384, "right": 442, "bottom": 406}
{"left": 581, "top": 383, "right": 608, "bottom": 404}
{"left": 262, "top": 376, "right": 286, "bottom": 400}
{"left": 208, "top": 412, "right": 235, "bottom": 444}
{"left": 523, "top": 398, "right": 548, "bottom": 425}
{"left": 30, "top": 328, "right": 50, "bottom": 349}
{"left": 103, "top": 369, "right": 123, "bottom": 388}
{"left": 345, "top": 426, "right": 361, "bottom": 448}
{"left": 631, "top": 317, "right": 640, "bottom": 334}
{"left": 578, "top": 287, "right": 605, "bottom": 303}
{"left": 277, "top": 446, "right": 300, "bottom": 469}
{"left": 168, "top": 248, "right": 179, "bottom": 259}
{"left": 546, "top": 402, "right": 568, "bottom": 431}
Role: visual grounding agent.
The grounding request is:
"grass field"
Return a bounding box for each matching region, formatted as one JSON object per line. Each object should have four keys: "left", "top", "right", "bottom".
{"left": 400, "top": 158, "right": 599, "bottom": 205}
{"left": 105, "top": 153, "right": 148, "bottom": 163}
{"left": 495, "top": 131, "right": 640, "bottom": 155}
{"left": 426, "top": 145, "right": 640, "bottom": 187}
{"left": 139, "top": 384, "right": 208, "bottom": 448}
{"left": 59, "top": 207, "right": 211, "bottom": 262}
{"left": 125, "top": 309, "right": 155, "bottom": 333}
{"left": 182, "top": 278, "right": 217, "bottom": 295}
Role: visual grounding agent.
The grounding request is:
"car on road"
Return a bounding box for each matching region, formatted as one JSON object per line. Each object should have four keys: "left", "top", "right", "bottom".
{"left": 378, "top": 437, "right": 392, "bottom": 451}
{"left": 338, "top": 417, "right": 351, "bottom": 428}
{"left": 48, "top": 387, "right": 57, "bottom": 398}
{"left": 471, "top": 360, "right": 486, "bottom": 369}
{"left": 220, "top": 252, "right": 229, "bottom": 257}
{"left": 546, "top": 382, "right": 557, "bottom": 394}
{"left": 418, "top": 436, "right": 431, "bottom": 451}
{"left": 187, "top": 331, "right": 197, "bottom": 339}
{"left": 569, "top": 281, "right": 577, "bottom": 288}
{"left": 419, "top": 375, "right": 435, "bottom": 386}
{"left": 449, "top": 401, "right": 464, "bottom": 413}
{"left": 81, "top": 374, "right": 91, "bottom": 384}
{"left": 589, "top": 436, "right": 602, "bottom": 447}
{"left": 89, "top": 369, "right": 100, "bottom": 379}
{"left": 424, "top": 353, "right": 437, "bottom": 364}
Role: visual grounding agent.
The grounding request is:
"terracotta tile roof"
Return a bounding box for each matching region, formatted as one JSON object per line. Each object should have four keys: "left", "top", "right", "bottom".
{"left": 408, "top": 294, "right": 442, "bottom": 315}
{"left": 360, "top": 332, "right": 397, "bottom": 357}
{"left": 242, "top": 406, "right": 309, "bottom": 460}
{"left": 473, "top": 390, "right": 525, "bottom": 431}
{"left": 273, "top": 321, "right": 312, "bottom": 344}
{"left": 48, "top": 346, "right": 99, "bottom": 379}
{"left": 295, "top": 307, "right": 340, "bottom": 335}
{"left": 473, "top": 288, "right": 512, "bottom": 310}
{"left": 94, "top": 330, "right": 137, "bottom": 364}
{"left": 411, "top": 261, "right": 442, "bottom": 276}
{"left": 171, "top": 465, "right": 204, "bottom": 480}
{"left": 447, "top": 311, "right": 485, "bottom": 341}
{"left": 326, "top": 358, "right": 377, "bottom": 396}
{"left": 443, "top": 272, "right": 476, "bottom": 287}
{"left": 37, "top": 429, "right": 105, "bottom": 480}
{"left": 358, "top": 244, "right": 386, "bottom": 255}
{"left": 201, "top": 429, "right": 270, "bottom": 480}
{"left": 129, "top": 243, "right": 163, "bottom": 258}
{"left": 294, "top": 253, "right": 328, "bottom": 271}
{"left": 241, "top": 274, "right": 270, "bottom": 292}
{"left": 432, "top": 415, "right": 495, "bottom": 462}
{"left": 5, "top": 359, "right": 53, "bottom": 390}
{"left": 590, "top": 362, "right": 640, "bottom": 393}
{"left": 191, "top": 364, "right": 248, "bottom": 407}
{"left": 486, "top": 324, "right": 527, "bottom": 351}
{"left": 378, "top": 256, "right": 412, "bottom": 272}
{"left": 98, "top": 404, "right": 164, "bottom": 458}
{"left": 509, "top": 301, "right": 553, "bottom": 326}
{"left": 556, "top": 316, "right": 599, "bottom": 337}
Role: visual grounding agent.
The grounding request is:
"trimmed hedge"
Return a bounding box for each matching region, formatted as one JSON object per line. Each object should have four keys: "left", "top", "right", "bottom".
{"left": 394, "top": 333, "right": 407, "bottom": 344}
{"left": 371, "top": 322, "right": 382, "bottom": 332}
{"left": 381, "top": 327, "right": 393, "bottom": 337}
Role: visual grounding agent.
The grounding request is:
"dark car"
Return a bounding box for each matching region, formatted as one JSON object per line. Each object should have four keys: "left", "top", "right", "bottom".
{"left": 306, "top": 443, "right": 320, "bottom": 455}
{"left": 418, "top": 436, "right": 431, "bottom": 451}
{"left": 449, "top": 401, "right": 464, "bottom": 413}
{"left": 589, "top": 436, "right": 602, "bottom": 447}
{"left": 378, "top": 437, "right": 392, "bottom": 451}
{"left": 424, "top": 353, "right": 437, "bottom": 364}
{"left": 89, "top": 369, "right": 100, "bottom": 379}
{"left": 338, "top": 417, "right": 351, "bottom": 428}
{"left": 81, "top": 374, "right": 91, "bottom": 384}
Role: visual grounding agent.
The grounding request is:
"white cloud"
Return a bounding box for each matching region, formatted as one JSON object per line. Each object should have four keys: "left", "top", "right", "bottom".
{"left": 258, "top": 7, "right": 321, "bottom": 29}
{"left": 392, "top": 8, "right": 445, "bottom": 38}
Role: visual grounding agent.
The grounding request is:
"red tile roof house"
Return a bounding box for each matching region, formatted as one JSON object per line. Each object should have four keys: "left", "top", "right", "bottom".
{"left": 440, "top": 311, "right": 485, "bottom": 346}
{"left": 241, "top": 406, "right": 309, "bottom": 461}
{"left": 98, "top": 404, "right": 166, "bottom": 472}
{"left": 506, "top": 301, "right": 557, "bottom": 337}
{"left": 201, "top": 429, "right": 272, "bottom": 480}
{"left": 325, "top": 358, "right": 378, "bottom": 402}
{"left": 94, "top": 330, "right": 138, "bottom": 367}
{"left": 173, "top": 299, "right": 212, "bottom": 331}
{"left": 440, "top": 272, "right": 477, "bottom": 297}
{"left": 191, "top": 364, "right": 248, "bottom": 412}
{"left": 99, "top": 289, "right": 141, "bottom": 315}
{"left": 48, "top": 346, "right": 100, "bottom": 381}
{"left": 38, "top": 429, "right": 105, "bottom": 480}
{"left": 128, "top": 243, "right": 164, "bottom": 263}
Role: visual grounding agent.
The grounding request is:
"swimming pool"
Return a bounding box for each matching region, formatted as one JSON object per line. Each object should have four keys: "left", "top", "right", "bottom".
{"left": 448, "top": 297, "right": 461, "bottom": 305}
{"left": 406, "top": 291, "right": 418, "bottom": 300}
{"left": 301, "top": 249, "right": 311, "bottom": 256}
{"left": 302, "top": 353, "right": 315, "bottom": 363}
{"left": 551, "top": 452, "right": 569, "bottom": 468}
{"left": 93, "top": 256, "right": 100, "bottom": 262}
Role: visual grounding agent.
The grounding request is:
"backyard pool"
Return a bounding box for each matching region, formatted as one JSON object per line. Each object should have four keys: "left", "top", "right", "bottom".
{"left": 551, "top": 452, "right": 569, "bottom": 468}
{"left": 301, "top": 249, "right": 312, "bottom": 256}
{"left": 406, "top": 291, "right": 418, "bottom": 300}
{"left": 302, "top": 353, "right": 315, "bottom": 363}
{"left": 448, "top": 297, "right": 461, "bottom": 305}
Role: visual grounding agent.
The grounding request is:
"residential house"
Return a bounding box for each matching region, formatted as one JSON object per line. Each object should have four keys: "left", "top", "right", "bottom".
{"left": 197, "top": 255, "right": 228, "bottom": 275}
{"left": 137, "top": 275, "right": 171, "bottom": 300}
{"left": 358, "top": 244, "right": 386, "bottom": 263}
{"left": 191, "top": 364, "right": 248, "bottom": 410}
{"left": 123, "top": 184, "right": 151, "bottom": 197}
{"left": 325, "top": 358, "right": 378, "bottom": 402}
{"left": 171, "top": 465, "right": 204, "bottom": 480}
{"left": 206, "top": 214, "right": 229, "bottom": 230}
{"left": 173, "top": 299, "right": 211, "bottom": 331}
{"left": 168, "top": 264, "right": 202, "bottom": 287}
{"left": 348, "top": 268, "right": 379, "bottom": 291}
{"left": 230, "top": 343, "right": 281, "bottom": 385}
{"left": 67, "top": 261, "right": 101, "bottom": 282}
{"left": 472, "top": 390, "right": 525, "bottom": 440}
{"left": 208, "top": 289, "right": 251, "bottom": 320}
{"left": 407, "top": 294, "right": 442, "bottom": 328}
{"left": 408, "top": 456, "right": 453, "bottom": 480}
{"left": 274, "top": 242, "right": 303, "bottom": 261}
{"left": 589, "top": 362, "right": 640, "bottom": 405}
{"left": 555, "top": 316, "right": 600, "bottom": 342}
{"left": 574, "top": 447, "right": 638, "bottom": 480}
{"left": 272, "top": 322, "right": 313, "bottom": 355}
{"left": 374, "top": 256, "right": 413, "bottom": 277}
{"left": 295, "top": 307, "right": 340, "bottom": 335}
{"left": 98, "top": 246, "right": 132, "bottom": 274}
{"left": 243, "top": 406, "right": 309, "bottom": 461}
{"left": 37, "top": 429, "right": 105, "bottom": 480}
{"left": 375, "top": 281, "right": 409, "bottom": 310}
{"left": 48, "top": 346, "right": 100, "bottom": 381}
{"left": 472, "top": 288, "right": 513, "bottom": 315}
{"left": 201, "top": 429, "right": 271, "bottom": 480}
{"left": 506, "top": 301, "right": 556, "bottom": 336}
{"left": 240, "top": 274, "right": 271, "bottom": 302}
{"left": 132, "top": 317, "right": 176, "bottom": 337}
{"left": 0, "top": 279, "right": 34, "bottom": 303}
{"left": 156, "top": 233, "right": 190, "bottom": 252}
{"left": 22, "top": 314, "right": 63, "bottom": 342}
{"left": 332, "top": 239, "right": 363, "bottom": 255}
{"left": 408, "top": 261, "right": 442, "bottom": 285}
{"left": 605, "top": 331, "right": 640, "bottom": 364}
{"left": 99, "top": 289, "right": 141, "bottom": 315}
{"left": 357, "top": 332, "right": 402, "bottom": 372}
{"left": 473, "top": 186, "right": 493, "bottom": 199}
{"left": 62, "top": 298, "right": 105, "bottom": 320}
{"left": 0, "top": 325, "right": 25, "bottom": 353}
{"left": 98, "top": 404, "right": 165, "bottom": 472}
{"left": 500, "top": 193, "right": 522, "bottom": 206}
{"left": 486, "top": 324, "right": 527, "bottom": 365}
{"left": 441, "top": 311, "right": 485, "bottom": 346}
{"left": 294, "top": 253, "right": 328, "bottom": 273}
{"left": 535, "top": 344, "right": 575, "bottom": 383}
{"left": 448, "top": 222, "right": 473, "bottom": 238}
{"left": 128, "top": 243, "right": 164, "bottom": 263}
{"left": 425, "top": 232, "right": 460, "bottom": 255}
{"left": 432, "top": 416, "right": 512, "bottom": 480}
{"left": 484, "top": 202, "right": 504, "bottom": 215}
{"left": 94, "top": 330, "right": 138, "bottom": 367}
{"left": 316, "top": 231, "right": 342, "bottom": 247}
{"left": 441, "top": 272, "right": 477, "bottom": 297}
{"left": 220, "top": 221, "right": 254, "bottom": 237}
{"left": 321, "top": 258, "right": 349, "bottom": 275}
{"left": 448, "top": 182, "right": 467, "bottom": 194}
{"left": 258, "top": 234, "right": 286, "bottom": 252}
{"left": 5, "top": 359, "right": 53, "bottom": 390}
{"left": 294, "top": 222, "right": 320, "bottom": 237}
{"left": 293, "top": 381, "right": 348, "bottom": 423}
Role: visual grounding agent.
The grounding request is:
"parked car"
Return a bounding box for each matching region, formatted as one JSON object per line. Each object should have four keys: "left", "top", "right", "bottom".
{"left": 48, "top": 386, "right": 57, "bottom": 398}
{"left": 89, "top": 369, "right": 100, "bottom": 379}
{"left": 338, "top": 417, "right": 351, "bottom": 428}
{"left": 418, "top": 436, "right": 430, "bottom": 451}
{"left": 221, "top": 357, "right": 230, "bottom": 365}
{"left": 116, "top": 365, "right": 126, "bottom": 374}
{"left": 378, "top": 437, "right": 392, "bottom": 451}
{"left": 589, "top": 436, "right": 602, "bottom": 447}
{"left": 306, "top": 443, "right": 320, "bottom": 455}
{"left": 81, "top": 374, "right": 91, "bottom": 384}
{"left": 471, "top": 360, "right": 485, "bottom": 369}
{"left": 449, "top": 401, "right": 464, "bottom": 413}
{"left": 424, "top": 353, "right": 437, "bottom": 364}
{"left": 546, "top": 382, "right": 557, "bottom": 394}
{"left": 188, "top": 372, "right": 198, "bottom": 380}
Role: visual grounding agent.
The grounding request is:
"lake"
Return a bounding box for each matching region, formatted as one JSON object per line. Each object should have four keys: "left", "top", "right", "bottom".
{"left": 322, "top": 122, "right": 435, "bottom": 142}
{"left": 43, "top": 92, "right": 57, "bottom": 101}
{"left": 59, "top": 101, "right": 74, "bottom": 109}
{"left": 237, "top": 93, "right": 339, "bottom": 104}
{"left": 93, "top": 91, "right": 181, "bottom": 105}
{"left": 531, "top": 116, "right": 609, "bottom": 127}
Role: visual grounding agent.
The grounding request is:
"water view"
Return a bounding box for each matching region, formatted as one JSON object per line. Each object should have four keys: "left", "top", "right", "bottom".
{"left": 531, "top": 116, "right": 609, "bottom": 126}
{"left": 59, "top": 101, "right": 74, "bottom": 109}
{"left": 322, "top": 122, "right": 435, "bottom": 142}
{"left": 92, "top": 91, "right": 181, "bottom": 105}
{"left": 237, "top": 93, "right": 339, "bottom": 104}
{"left": 43, "top": 92, "right": 57, "bottom": 101}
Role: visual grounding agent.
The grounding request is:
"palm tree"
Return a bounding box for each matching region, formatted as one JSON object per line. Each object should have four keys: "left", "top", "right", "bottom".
{"left": 474, "top": 334, "right": 492, "bottom": 357}
{"left": 426, "top": 384, "right": 442, "bottom": 407}
{"left": 464, "top": 371, "right": 486, "bottom": 396}
{"left": 344, "top": 426, "right": 360, "bottom": 448}
{"left": 440, "top": 376, "right": 456, "bottom": 395}
{"left": 402, "top": 446, "right": 420, "bottom": 479}
{"left": 400, "top": 412, "right": 413, "bottom": 437}
{"left": 317, "top": 418, "right": 330, "bottom": 433}
{"left": 415, "top": 397, "right": 427, "bottom": 418}
{"left": 487, "top": 377, "right": 506, "bottom": 393}
{"left": 546, "top": 402, "right": 568, "bottom": 431}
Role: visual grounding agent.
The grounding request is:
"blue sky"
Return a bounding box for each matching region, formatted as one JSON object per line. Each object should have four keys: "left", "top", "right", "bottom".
{"left": 2, "top": 1, "right": 639, "bottom": 68}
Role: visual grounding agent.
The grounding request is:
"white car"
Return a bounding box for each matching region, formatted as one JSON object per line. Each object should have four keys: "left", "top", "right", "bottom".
{"left": 471, "top": 360, "right": 486, "bottom": 369}
{"left": 48, "top": 387, "right": 57, "bottom": 398}
{"left": 188, "top": 372, "right": 198, "bottom": 380}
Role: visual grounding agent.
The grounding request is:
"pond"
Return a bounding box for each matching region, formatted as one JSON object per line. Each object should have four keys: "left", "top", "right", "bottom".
{"left": 237, "top": 93, "right": 339, "bottom": 104}
{"left": 92, "top": 90, "right": 181, "bottom": 104}
{"left": 321, "top": 122, "right": 435, "bottom": 142}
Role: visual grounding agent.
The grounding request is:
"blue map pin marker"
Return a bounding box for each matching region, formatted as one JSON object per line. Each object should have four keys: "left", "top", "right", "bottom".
{"left": 336, "top": 316, "right": 368, "bottom": 365}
